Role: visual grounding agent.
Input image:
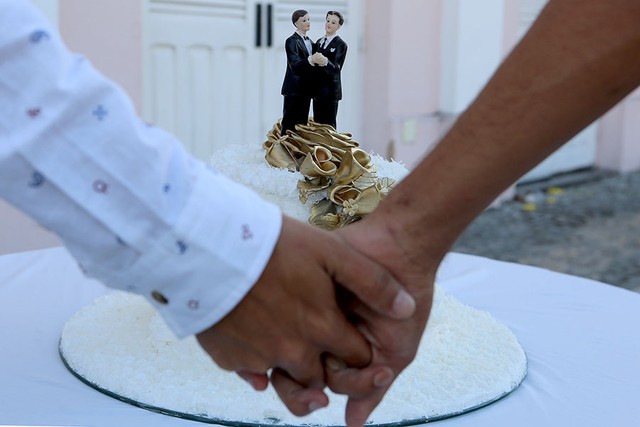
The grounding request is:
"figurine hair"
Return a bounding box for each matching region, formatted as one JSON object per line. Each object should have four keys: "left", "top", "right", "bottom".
{"left": 291, "top": 10, "right": 308, "bottom": 26}
{"left": 326, "top": 11, "right": 344, "bottom": 26}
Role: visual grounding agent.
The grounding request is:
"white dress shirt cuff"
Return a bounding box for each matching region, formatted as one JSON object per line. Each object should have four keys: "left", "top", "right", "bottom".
{"left": 103, "top": 164, "right": 283, "bottom": 338}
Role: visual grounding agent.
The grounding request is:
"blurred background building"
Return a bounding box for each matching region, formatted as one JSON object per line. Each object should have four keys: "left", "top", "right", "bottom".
{"left": 3, "top": 0, "right": 640, "bottom": 253}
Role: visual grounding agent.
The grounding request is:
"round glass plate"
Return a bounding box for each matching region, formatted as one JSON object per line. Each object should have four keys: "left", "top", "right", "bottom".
{"left": 59, "top": 292, "right": 527, "bottom": 426}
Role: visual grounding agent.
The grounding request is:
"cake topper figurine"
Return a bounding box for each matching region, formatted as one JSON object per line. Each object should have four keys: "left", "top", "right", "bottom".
{"left": 312, "top": 11, "right": 347, "bottom": 130}
{"left": 280, "top": 9, "right": 316, "bottom": 136}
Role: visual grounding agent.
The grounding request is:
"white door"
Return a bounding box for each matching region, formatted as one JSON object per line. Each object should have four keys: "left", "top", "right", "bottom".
{"left": 144, "top": 0, "right": 261, "bottom": 161}
{"left": 518, "top": 0, "right": 597, "bottom": 182}
{"left": 144, "top": 0, "right": 361, "bottom": 161}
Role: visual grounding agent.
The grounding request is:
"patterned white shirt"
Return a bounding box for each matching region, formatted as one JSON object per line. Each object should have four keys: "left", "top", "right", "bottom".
{"left": 0, "top": 1, "right": 282, "bottom": 338}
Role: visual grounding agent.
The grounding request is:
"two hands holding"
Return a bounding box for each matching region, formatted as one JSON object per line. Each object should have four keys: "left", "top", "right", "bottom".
{"left": 197, "top": 208, "right": 440, "bottom": 427}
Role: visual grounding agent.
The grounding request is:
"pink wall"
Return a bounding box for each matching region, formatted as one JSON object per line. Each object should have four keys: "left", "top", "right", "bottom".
{"left": 59, "top": 0, "right": 144, "bottom": 111}
{"left": 388, "top": 0, "right": 440, "bottom": 115}
{"left": 362, "top": 0, "right": 442, "bottom": 167}
{"left": 597, "top": 89, "right": 640, "bottom": 172}
{"left": 362, "top": 1, "right": 393, "bottom": 157}
{"left": 502, "top": 0, "right": 521, "bottom": 55}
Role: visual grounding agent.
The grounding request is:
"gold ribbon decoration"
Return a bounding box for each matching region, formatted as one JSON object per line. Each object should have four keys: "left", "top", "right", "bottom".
{"left": 263, "top": 120, "right": 396, "bottom": 229}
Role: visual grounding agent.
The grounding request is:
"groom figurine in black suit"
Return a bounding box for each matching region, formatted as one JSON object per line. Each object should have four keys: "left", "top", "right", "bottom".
{"left": 280, "top": 10, "right": 316, "bottom": 136}
{"left": 312, "top": 11, "right": 347, "bottom": 130}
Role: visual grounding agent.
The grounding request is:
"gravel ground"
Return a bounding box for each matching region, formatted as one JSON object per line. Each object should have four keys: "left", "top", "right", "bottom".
{"left": 452, "top": 168, "right": 640, "bottom": 293}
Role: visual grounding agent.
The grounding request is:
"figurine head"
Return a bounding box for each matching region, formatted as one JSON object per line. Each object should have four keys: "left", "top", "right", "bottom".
{"left": 291, "top": 10, "right": 311, "bottom": 33}
{"left": 325, "top": 11, "right": 344, "bottom": 36}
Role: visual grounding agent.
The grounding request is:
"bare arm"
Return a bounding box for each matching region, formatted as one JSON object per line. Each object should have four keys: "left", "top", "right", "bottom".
{"left": 386, "top": 0, "right": 640, "bottom": 257}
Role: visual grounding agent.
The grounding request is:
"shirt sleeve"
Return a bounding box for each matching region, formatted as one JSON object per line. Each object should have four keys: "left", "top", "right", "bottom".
{"left": 0, "top": 1, "right": 282, "bottom": 338}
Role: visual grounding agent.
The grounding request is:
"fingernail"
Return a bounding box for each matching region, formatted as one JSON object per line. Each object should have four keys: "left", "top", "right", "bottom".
{"left": 308, "top": 400, "right": 325, "bottom": 412}
{"left": 326, "top": 356, "right": 347, "bottom": 371}
{"left": 373, "top": 369, "right": 393, "bottom": 387}
{"left": 392, "top": 290, "right": 416, "bottom": 318}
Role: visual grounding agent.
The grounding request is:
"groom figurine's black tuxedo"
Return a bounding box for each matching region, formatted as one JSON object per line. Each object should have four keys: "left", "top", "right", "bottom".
{"left": 312, "top": 35, "right": 347, "bottom": 130}
{"left": 280, "top": 32, "right": 315, "bottom": 136}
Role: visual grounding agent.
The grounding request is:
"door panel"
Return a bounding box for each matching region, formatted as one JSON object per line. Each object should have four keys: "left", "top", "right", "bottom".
{"left": 144, "top": 0, "right": 360, "bottom": 161}
{"left": 145, "top": 0, "right": 260, "bottom": 160}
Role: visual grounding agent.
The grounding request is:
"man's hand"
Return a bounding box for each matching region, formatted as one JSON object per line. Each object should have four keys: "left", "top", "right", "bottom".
{"left": 196, "top": 215, "right": 415, "bottom": 415}
{"left": 269, "top": 213, "right": 437, "bottom": 427}
{"left": 325, "top": 217, "right": 436, "bottom": 427}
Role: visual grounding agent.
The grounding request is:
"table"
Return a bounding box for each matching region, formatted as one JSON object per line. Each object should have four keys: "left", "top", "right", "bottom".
{"left": 1, "top": 246, "right": 639, "bottom": 426}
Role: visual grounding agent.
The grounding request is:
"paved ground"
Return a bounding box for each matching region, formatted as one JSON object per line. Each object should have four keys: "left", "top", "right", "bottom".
{"left": 452, "top": 168, "right": 640, "bottom": 293}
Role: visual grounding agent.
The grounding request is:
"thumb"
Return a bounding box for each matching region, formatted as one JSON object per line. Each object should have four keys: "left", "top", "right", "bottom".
{"left": 331, "top": 233, "right": 415, "bottom": 320}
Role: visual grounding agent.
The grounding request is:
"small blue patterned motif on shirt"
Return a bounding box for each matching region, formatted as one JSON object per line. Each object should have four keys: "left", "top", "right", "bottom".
{"left": 29, "top": 30, "right": 50, "bottom": 43}
{"left": 163, "top": 183, "right": 171, "bottom": 193}
{"left": 176, "top": 240, "right": 188, "bottom": 254}
{"left": 28, "top": 171, "right": 45, "bottom": 187}
{"left": 93, "top": 105, "right": 108, "bottom": 121}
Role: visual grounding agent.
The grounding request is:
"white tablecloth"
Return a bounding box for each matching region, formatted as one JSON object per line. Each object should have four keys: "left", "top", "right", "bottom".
{"left": 1, "top": 246, "right": 639, "bottom": 426}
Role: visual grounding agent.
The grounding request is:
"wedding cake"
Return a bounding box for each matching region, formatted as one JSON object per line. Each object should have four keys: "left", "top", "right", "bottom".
{"left": 59, "top": 123, "right": 527, "bottom": 426}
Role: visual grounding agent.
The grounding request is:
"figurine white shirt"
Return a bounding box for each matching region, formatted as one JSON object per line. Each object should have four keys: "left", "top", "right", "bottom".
{"left": 296, "top": 29, "right": 313, "bottom": 55}
{"left": 0, "top": 1, "right": 282, "bottom": 338}
{"left": 320, "top": 35, "right": 337, "bottom": 50}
